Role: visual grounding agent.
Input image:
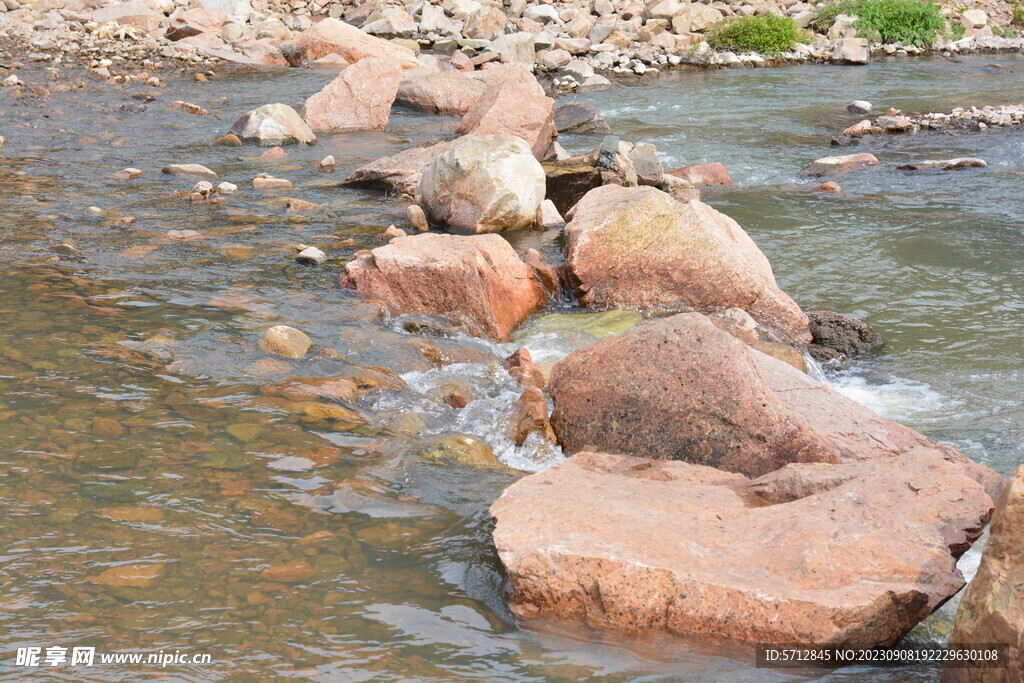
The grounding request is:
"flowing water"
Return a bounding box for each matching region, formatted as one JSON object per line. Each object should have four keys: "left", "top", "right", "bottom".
{"left": 0, "top": 53, "right": 1022, "bottom": 681}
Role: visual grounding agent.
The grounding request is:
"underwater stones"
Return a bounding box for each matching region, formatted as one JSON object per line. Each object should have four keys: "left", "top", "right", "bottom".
{"left": 847, "top": 100, "right": 873, "bottom": 114}
{"left": 491, "top": 449, "right": 994, "bottom": 645}
{"left": 418, "top": 434, "right": 498, "bottom": 466}
{"left": 89, "top": 563, "right": 164, "bottom": 588}
{"left": 418, "top": 134, "right": 545, "bottom": 234}
{"left": 109, "top": 167, "right": 142, "bottom": 181}
{"left": 340, "top": 233, "right": 546, "bottom": 342}
{"left": 229, "top": 104, "right": 317, "bottom": 146}
{"left": 301, "top": 57, "right": 403, "bottom": 133}
{"left": 563, "top": 185, "right": 810, "bottom": 346}
{"left": 259, "top": 325, "right": 313, "bottom": 359}
{"left": 260, "top": 559, "right": 315, "bottom": 583}
{"left": 806, "top": 311, "right": 883, "bottom": 363}
{"left": 804, "top": 153, "right": 879, "bottom": 177}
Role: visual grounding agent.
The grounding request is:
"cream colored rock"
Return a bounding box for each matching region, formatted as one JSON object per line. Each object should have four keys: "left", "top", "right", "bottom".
{"left": 418, "top": 134, "right": 545, "bottom": 234}
{"left": 259, "top": 325, "right": 313, "bottom": 359}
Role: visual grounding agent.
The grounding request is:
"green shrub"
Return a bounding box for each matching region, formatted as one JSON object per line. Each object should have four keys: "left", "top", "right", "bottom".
{"left": 813, "top": 0, "right": 949, "bottom": 46}
{"left": 707, "top": 15, "right": 812, "bottom": 54}
{"left": 1013, "top": 3, "right": 1024, "bottom": 27}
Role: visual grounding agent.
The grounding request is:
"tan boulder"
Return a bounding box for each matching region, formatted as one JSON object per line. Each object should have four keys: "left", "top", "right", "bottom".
{"left": 455, "top": 71, "right": 557, "bottom": 160}
{"left": 302, "top": 57, "right": 403, "bottom": 133}
{"left": 165, "top": 7, "right": 226, "bottom": 41}
{"left": 492, "top": 449, "right": 994, "bottom": 645}
{"left": 344, "top": 139, "right": 458, "bottom": 197}
{"left": 563, "top": 185, "right": 810, "bottom": 345}
{"left": 340, "top": 233, "right": 547, "bottom": 341}
{"left": 280, "top": 17, "right": 420, "bottom": 68}
{"left": 945, "top": 465, "right": 1024, "bottom": 683}
{"left": 395, "top": 70, "right": 488, "bottom": 116}
{"left": 418, "top": 134, "right": 545, "bottom": 234}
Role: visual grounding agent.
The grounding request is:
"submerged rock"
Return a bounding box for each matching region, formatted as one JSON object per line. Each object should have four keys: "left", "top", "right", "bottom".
{"left": 804, "top": 153, "right": 879, "bottom": 177}
{"left": 418, "top": 134, "right": 545, "bottom": 234}
{"left": 302, "top": 57, "right": 403, "bottom": 133}
{"left": 807, "top": 310, "right": 883, "bottom": 363}
{"left": 418, "top": 433, "right": 499, "bottom": 466}
{"left": 897, "top": 158, "right": 987, "bottom": 172}
{"left": 492, "top": 449, "right": 994, "bottom": 645}
{"left": 229, "top": 104, "right": 317, "bottom": 146}
{"left": 340, "top": 233, "right": 546, "bottom": 342}
{"left": 847, "top": 100, "right": 873, "bottom": 114}
{"left": 259, "top": 325, "right": 313, "bottom": 359}
{"left": 946, "top": 465, "right": 1024, "bottom": 683}
{"left": 563, "top": 185, "right": 810, "bottom": 346}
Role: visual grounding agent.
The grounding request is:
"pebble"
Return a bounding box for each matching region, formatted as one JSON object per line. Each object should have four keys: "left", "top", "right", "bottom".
{"left": 317, "top": 155, "right": 336, "bottom": 172}
{"left": 217, "top": 181, "right": 238, "bottom": 194}
{"left": 406, "top": 205, "right": 429, "bottom": 232}
{"left": 192, "top": 180, "right": 213, "bottom": 198}
{"left": 162, "top": 164, "right": 218, "bottom": 180}
{"left": 847, "top": 100, "right": 873, "bottom": 114}
{"left": 252, "top": 173, "right": 292, "bottom": 190}
{"left": 109, "top": 168, "right": 142, "bottom": 181}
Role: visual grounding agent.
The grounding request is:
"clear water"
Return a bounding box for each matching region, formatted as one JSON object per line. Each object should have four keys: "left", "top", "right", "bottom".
{"left": 0, "top": 54, "right": 1021, "bottom": 680}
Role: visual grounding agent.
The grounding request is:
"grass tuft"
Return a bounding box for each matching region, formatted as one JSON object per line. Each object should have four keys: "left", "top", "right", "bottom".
{"left": 813, "top": 0, "right": 949, "bottom": 46}
{"left": 707, "top": 15, "right": 812, "bottom": 54}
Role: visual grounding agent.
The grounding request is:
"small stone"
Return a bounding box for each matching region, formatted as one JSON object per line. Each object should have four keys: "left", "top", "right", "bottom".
{"left": 167, "top": 229, "right": 202, "bottom": 240}
{"left": 259, "top": 325, "right": 313, "bottom": 359}
{"left": 847, "top": 100, "right": 872, "bottom": 114}
{"left": 296, "top": 246, "right": 326, "bottom": 266}
{"left": 192, "top": 180, "right": 213, "bottom": 198}
{"left": 217, "top": 182, "right": 238, "bottom": 194}
{"left": 406, "top": 204, "right": 429, "bottom": 232}
{"left": 109, "top": 168, "right": 142, "bottom": 181}
{"left": 213, "top": 133, "right": 242, "bottom": 147}
{"left": 813, "top": 181, "right": 844, "bottom": 196}
{"left": 252, "top": 173, "right": 292, "bottom": 190}
{"left": 162, "top": 163, "right": 218, "bottom": 180}
{"left": 91, "top": 417, "right": 124, "bottom": 437}
{"left": 317, "top": 155, "right": 336, "bottom": 172}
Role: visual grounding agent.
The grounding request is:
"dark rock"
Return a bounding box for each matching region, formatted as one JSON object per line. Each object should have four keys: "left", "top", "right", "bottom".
{"left": 541, "top": 163, "right": 602, "bottom": 215}
{"left": 807, "top": 310, "right": 882, "bottom": 363}
{"left": 553, "top": 102, "right": 612, "bottom": 134}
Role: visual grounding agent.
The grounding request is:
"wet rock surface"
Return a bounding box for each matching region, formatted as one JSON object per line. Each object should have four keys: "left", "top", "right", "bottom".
{"left": 562, "top": 185, "right": 810, "bottom": 345}
{"left": 340, "top": 233, "right": 547, "bottom": 341}
{"left": 807, "top": 310, "right": 883, "bottom": 363}
{"left": 492, "top": 449, "right": 994, "bottom": 645}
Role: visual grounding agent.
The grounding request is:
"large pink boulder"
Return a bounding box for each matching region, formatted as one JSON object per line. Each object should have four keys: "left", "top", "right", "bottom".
{"left": 340, "top": 233, "right": 547, "bottom": 341}
{"left": 302, "top": 57, "right": 403, "bottom": 133}
{"left": 667, "top": 162, "right": 733, "bottom": 188}
{"left": 280, "top": 17, "right": 421, "bottom": 69}
{"left": 165, "top": 7, "right": 226, "bottom": 41}
{"left": 344, "top": 139, "right": 459, "bottom": 197}
{"left": 549, "top": 312, "right": 1001, "bottom": 492}
{"left": 455, "top": 69, "right": 557, "bottom": 161}
{"left": 492, "top": 449, "right": 995, "bottom": 645}
{"left": 563, "top": 184, "right": 810, "bottom": 346}
{"left": 946, "top": 465, "right": 1024, "bottom": 683}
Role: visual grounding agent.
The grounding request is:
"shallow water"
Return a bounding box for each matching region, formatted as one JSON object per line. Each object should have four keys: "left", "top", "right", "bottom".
{"left": 0, "top": 54, "right": 1021, "bottom": 680}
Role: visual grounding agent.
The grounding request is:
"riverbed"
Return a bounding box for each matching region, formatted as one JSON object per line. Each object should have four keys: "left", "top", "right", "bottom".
{"left": 1, "top": 53, "right": 1022, "bottom": 680}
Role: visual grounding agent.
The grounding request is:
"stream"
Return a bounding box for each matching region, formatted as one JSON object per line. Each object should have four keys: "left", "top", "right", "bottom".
{"left": 1, "top": 53, "right": 1022, "bottom": 681}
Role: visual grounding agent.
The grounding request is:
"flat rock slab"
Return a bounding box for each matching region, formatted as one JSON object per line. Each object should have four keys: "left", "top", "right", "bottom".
{"left": 344, "top": 139, "right": 457, "bottom": 197}
{"left": 804, "top": 153, "right": 879, "bottom": 177}
{"left": 492, "top": 449, "right": 994, "bottom": 646}
{"left": 896, "top": 158, "right": 987, "bottom": 171}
